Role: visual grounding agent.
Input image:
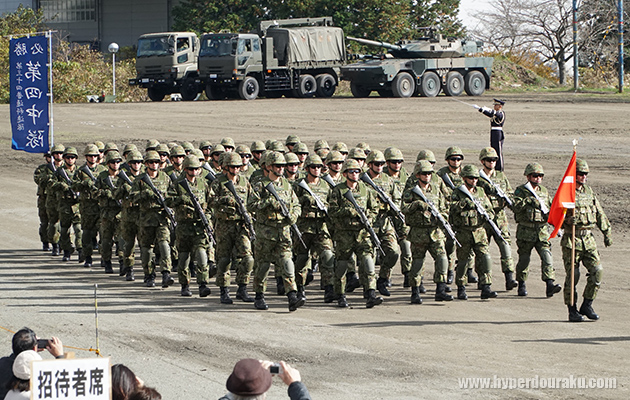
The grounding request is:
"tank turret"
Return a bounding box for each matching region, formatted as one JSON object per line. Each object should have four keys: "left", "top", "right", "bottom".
{"left": 347, "top": 34, "right": 483, "bottom": 59}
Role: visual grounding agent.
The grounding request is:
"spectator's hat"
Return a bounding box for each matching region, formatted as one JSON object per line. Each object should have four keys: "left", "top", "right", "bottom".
{"left": 226, "top": 359, "right": 272, "bottom": 396}
{"left": 13, "top": 350, "right": 41, "bottom": 380}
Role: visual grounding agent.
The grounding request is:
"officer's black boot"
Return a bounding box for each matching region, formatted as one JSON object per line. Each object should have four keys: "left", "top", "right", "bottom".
{"left": 568, "top": 304, "right": 584, "bottom": 322}
{"left": 447, "top": 269, "right": 454, "bottom": 284}
{"left": 403, "top": 272, "right": 410, "bottom": 288}
{"left": 254, "top": 293, "right": 268, "bottom": 310}
{"left": 376, "top": 278, "right": 391, "bottom": 297}
{"left": 287, "top": 290, "right": 305, "bottom": 311}
{"left": 83, "top": 256, "right": 93, "bottom": 268}
{"left": 505, "top": 272, "right": 518, "bottom": 290}
{"left": 365, "top": 289, "right": 383, "bottom": 308}
{"left": 457, "top": 285, "right": 468, "bottom": 300}
{"left": 220, "top": 287, "right": 233, "bottom": 304}
{"left": 545, "top": 279, "right": 561, "bottom": 298}
{"left": 517, "top": 280, "right": 527, "bottom": 296}
{"left": 410, "top": 286, "right": 422, "bottom": 304}
{"left": 181, "top": 284, "right": 192, "bottom": 297}
{"left": 345, "top": 271, "right": 360, "bottom": 293}
{"left": 42, "top": 242, "right": 50, "bottom": 251}
{"left": 466, "top": 268, "right": 478, "bottom": 284}
{"left": 418, "top": 278, "right": 426, "bottom": 294}
{"left": 480, "top": 284, "right": 498, "bottom": 299}
{"left": 236, "top": 284, "right": 253, "bottom": 302}
{"left": 297, "top": 285, "right": 307, "bottom": 301}
{"left": 104, "top": 260, "right": 114, "bottom": 274}
{"left": 276, "top": 276, "right": 285, "bottom": 296}
{"left": 324, "top": 285, "right": 337, "bottom": 303}
{"left": 161, "top": 271, "right": 174, "bottom": 288}
{"left": 51, "top": 244, "right": 60, "bottom": 256}
{"left": 337, "top": 294, "right": 349, "bottom": 308}
{"left": 435, "top": 282, "right": 454, "bottom": 301}
{"left": 579, "top": 298, "right": 599, "bottom": 320}
{"left": 125, "top": 268, "right": 135, "bottom": 282}
{"left": 62, "top": 250, "right": 71, "bottom": 262}
{"left": 199, "top": 284, "right": 211, "bottom": 298}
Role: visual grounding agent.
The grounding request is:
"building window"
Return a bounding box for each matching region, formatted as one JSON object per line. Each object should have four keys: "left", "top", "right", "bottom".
{"left": 40, "top": 0, "right": 96, "bottom": 22}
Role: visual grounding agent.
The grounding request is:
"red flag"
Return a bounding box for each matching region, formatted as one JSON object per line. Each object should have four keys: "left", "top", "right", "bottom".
{"left": 548, "top": 151, "right": 576, "bottom": 239}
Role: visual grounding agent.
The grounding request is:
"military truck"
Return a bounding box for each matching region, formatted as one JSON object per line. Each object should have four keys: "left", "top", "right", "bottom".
{"left": 197, "top": 17, "right": 346, "bottom": 100}
{"left": 340, "top": 32, "right": 493, "bottom": 98}
{"left": 129, "top": 32, "right": 203, "bottom": 101}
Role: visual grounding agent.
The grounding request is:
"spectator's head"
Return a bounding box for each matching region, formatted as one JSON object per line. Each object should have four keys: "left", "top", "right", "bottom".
{"left": 12, "top": 327, "right": 37, "bottom": 355}
{"left": 8, "top": 350, "right": 42, "bottom": 392}
{"left": 112, "top": 364, "right": 140, "bottom": 400}
{"left": 226, "top": 359, "right": 272, "bottom": 400}
{"left": 127, "top": 387, "right": 162, "bottom": 400}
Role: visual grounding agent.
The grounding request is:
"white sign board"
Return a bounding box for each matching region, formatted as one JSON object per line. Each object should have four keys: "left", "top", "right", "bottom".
{"left": 31, "top": 357, "right": 111, "bottom": 400}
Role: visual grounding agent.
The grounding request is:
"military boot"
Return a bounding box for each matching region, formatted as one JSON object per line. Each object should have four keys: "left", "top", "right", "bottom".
{"left": 435, "top": 282, "right": 454, "bottom": 301}
{"left": 208, "top": 261, "right": 217, "bottom": 278}
{"left": 337, "top": 294, "right": 349, "bottom": 308}
{"left": 447, "top": 269, "right": 454, "bottom": 284}
{"left": 305, "top": 269, "right": 314, "bottom": 286}
{"left": 118, "top": 263, "right": 126, "bottom": 276}
{"left": 410, "top": 286, "right": 422, "bottom": 304}
{"left": 220, "top": 287, "right": 233, "bottom": 304}
{"left": 545, "top": 279, "right": 561, "bottom": 297}
{"left": 104, "top": 260, "right": 114, "bottom": 274}
{"left": 42, "top": 242, "right": 50, "bottom": 251}
{"left": 466, "top": 268, "right": 478, "bottom": 284}
{"left": 254, "top": 293, "right": 268, "bottom": 310}
{"left": 517, "top": 281, "right": 527, "bottom": 296}
{"left": 568, "top": 304, "right": 584, "bottom": 322}
{"left": 297, "top": 285, "right": 307, "bottom": 301}
{"left": 199, "top": 284, "right": 211, "bottom": 298}
{"left": 365, "top": 289, "right": 383, "bottom": 308}
{"left": 181, "top": 284, "right": 192, "bottom": 297}
{"left": 125, "top": 268, "right": 135, "bottom": 282}
{"left": 457, "top": 285, "right": 468, "bottom": 300}
{"left": 480, "top": 284, "right": 498, "bottom": 299}
{"left": 145, "top": 273, "right": 156, "bottom": 288}
{"left": 376, "top": 278, "right": 391, "bottom": 297}
{"left": 505, "top": 272, "right": 518, "bottom": 290}
{"left": 84, "top": 256, "right": 93, "bottom": 268}
{"left": 276, "top": 276, "right": 285, "bottom": 296}
{"left": 62, "top": 250, "right": 71, "bottom": 262}
{"left": 51, "top": 244, "right": 60, "bottom": 256}
{"left": 77, "top": 249, "right": 85, "bottom": 263}
{"left": 236, "top": 284, "right": 253, "bottom": 302}
{"left": 161, "top": 271, "right": 175, "bottom": 288}
{"left": 403, "top": 272, "right": 410, "bottom": 288}
{"left": 345, "top": 271, "right": 360, "bottom": 292}
{"left": 579, "top": 298, "right": 599, "bottom": 320}
{"left": 323, "top": 285, "right": 337, "bottom": 303}
{"left": 287, "top": 290, "right": 305, "bottom": 312}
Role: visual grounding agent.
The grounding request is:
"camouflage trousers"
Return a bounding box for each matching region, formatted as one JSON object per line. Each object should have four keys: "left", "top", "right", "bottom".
{"left": 80, "top": 202, "right": 100, "bottom": 259}
{"left": 408, "top": 227, "right": 448, "bottom": 287}
{"left": 293, "top": 229, "right": 334, "bottom": 287}
{"left": 471, "top": 221, "right": 514, "bottom": 275}
{"left": 393, "top": 217, "right": 411, "bottom": 275}
{"left": 515, "top": 224, "right": 555, "bottom": 282}
{"left": 59, "top": 203, "right": 81, "bottom": 252}
{"left": 46, "top": 205, "right": 60, "bottom": 245}
{"left": 138, "top": 224, "right": 172, "bottom": 276}
{"left": 455, "top": 227, "right": 492, "bottom": 286}
{"left": 333, "top": 229, "right": 376, "bottom": 294}
{"left": 120, "top": 212, "right": 139, "bottom": 270}
{"left": 561, "top": 231, "right": 602, "bottom": 305}
{"left": 375, "top": 218, "right": 401, "bottom": 280}
{"left": 175, "top": 221, "right": 210, "bottom": 286}
{"left": 37, "top": 195, "right": 49, "bottom": 243}
{"left": 100, "top": 213, "right": 122, "bottom": 263}
{"left": 214, "top": 220, "right": 253, "bottom": 287}
{"left": 253, "top": 224, "right": 296, "bottom": 294}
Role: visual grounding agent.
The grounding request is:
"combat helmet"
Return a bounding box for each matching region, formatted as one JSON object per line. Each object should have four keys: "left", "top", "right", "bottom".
{"left": 192, "top": 149, "right": 205, "bottom": 161}
{"left": 316, "top": 148, "right": 330, "bottom": 160}
{"left": 105, "top": 151, "right": 122, "bottom": 164}
{"left": 385, "top": 147, "right": 404, "bottom": 161}
{"left": 332, "top": 142, "right": 348, "bottom": 153}
{"left": 461, "top": 164, "right": 480, "bottom": 178}
{"left": 251, "top": 141, "right": 266, "bottom": 152}
{"left": 181, "top": 142, "right": 195, "bottom": 154}
{"left": 51, "top": 144, "right": 65, "bottom": 154}
{"left": 342, "top": 159, "right": 362, "bottom": 173}
{"left": 235, "top": 145, "right": 252, "bottom": 156}
{"left": 183, "top": 154, "right": 201, "bottom": 169}
{"left": 224, "top": 152, "right": 243, "bottom": 167}
{"left": 445, "top": 146, "right": 464, "bottom": 160}
{"left": 63, "top": 146, "right": 78, "bottom": 157}
{"left": 293, "top": 142, "right": 309, "bottom": 154}
{"left": 155, "top": 143, "right": 170, "bottom": 156}
{"left": 84, "top": 144, "right": 100, "bottom": 156}
{"left": 314, "top": 139, "right": 330, "bottom": 151}
{"left": 479, "top": 147, "right": 498, "bottom": 161}
{"left": 123, "top": 144, "right": 138, "bottom": 155}
{"left": 94, "top": 141, "right": 105, "bottom": 151}
{"left": 356, "top": 142, "right": 371, "bottom": 154}
{"left": 366, "top": 150, "right": 386, "bottom": 164}
{"left": 144, "top": 151, "right": 160, "bottom": 162}
{"left": 416, "top": 149, "right": 436, "bottom": 163}
{"left": 126, "top": 150, "right": 143, "bottom": 163}
{"left": 524, "top": 163, "right": 544, "bottom": 176}
{"left": 285, "top": 135, "right": 301, "bottom": 146}
{"left": 104, "top": 142, "right": 119, "bottom": 154}
{"left": 221, "top": 137, "right": 235, "bottom": 149}
{"left": 325, "top": 150, "right": 345, "bottom": 164}
{"left": 284, "top": 152, "right": 300, "bottom": 165}
{"left": 211, "top": 144, "right": 226, "bottom": 155}
{"left": 170, "top": 145, "right": 186, "bottom": 157}
{"left": 145, "top": 139, "right": 160, "bottom": 151}
{"left": 348, "top": 148, "right": 367, "bottom": 160}
{"left": 413, "top": 160, "right": 434, "bottom": 176}
{"left": 576, "top": 159, "right": 589, "bottom": 173}
{"left": 199, "top": 140, "right": 213, "bottom": 150}
{"left": 304, "top": 154, "right": 324, "bottom": 168}
{"left": 270, "top": 141, "right": 286, "bottom": 153}
{"left": 259, "top": 150, "right": 273, "bottom": 166}
{"left": 269, "top": 151, "right": 287, "bottom": 165}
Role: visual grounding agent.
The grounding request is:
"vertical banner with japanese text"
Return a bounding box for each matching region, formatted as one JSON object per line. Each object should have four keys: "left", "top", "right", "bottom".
{"left": 10, "top": 35, "right": 50, "bottom": 153}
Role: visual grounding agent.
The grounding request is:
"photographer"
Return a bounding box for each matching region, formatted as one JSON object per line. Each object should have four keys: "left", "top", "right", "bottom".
{"left": 219, "top": 359, "right": 311, "bottom": 400}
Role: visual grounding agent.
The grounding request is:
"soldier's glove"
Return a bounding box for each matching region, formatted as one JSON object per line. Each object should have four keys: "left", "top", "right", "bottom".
{"left": 604, "top": 236, "right": 613, "bottom": 247}
{"left": 458, "top": 199, "right": 474, "bottom": 209}
{"left": 181, "top": 194, "right": 194, "bottom": 207}
{"left": 260, "top": 197, "right": 280, "bottom": 210}
{"left": 220, "top": 195, "right": 235, "bottom": 206}
{"left": 528, "top": 197, "right": 540, "bottom": 209}
{"left": 141, "top": 189, "right": 155, "bottom": 200}
{"left": 478, "top": 107, "right": 483, "bottom": 113}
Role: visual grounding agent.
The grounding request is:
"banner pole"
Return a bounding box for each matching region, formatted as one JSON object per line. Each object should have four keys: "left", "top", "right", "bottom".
{"left": 47, "top": 30, "right": 54, "bottom": 148}
{"left": 570, "top": 208, "right": 576, "bottom": 306}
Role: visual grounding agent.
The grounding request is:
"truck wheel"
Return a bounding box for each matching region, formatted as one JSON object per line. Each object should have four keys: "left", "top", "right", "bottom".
{"left": 181, "top": 79, "right": 199, "bottom": 101}
{"left": 238, "top": 76, "right": 259, "bottom": 100}
{"left": 296, "top": 75, "right": 316, "bottom": 98}
{"left": 444, "top": 71, "right": 464, "bottom": 97}
{"left": 464, "top": 71, "right": 486, "bottom": 96}
{"left": 350, "top": 82, "right": 371, "bottom": 98}
{"left": 147, "top": 87, "right": 165, "bottom": 102}
{"left": 315, "top": 74, "right": 336, "bottom": 98}
{"left": 206, "top": 84, "right": 228, "bottom": 100}
{"left": 392, "top": 72, "right": 415, "bottom": 98}
{"left": 418, "top": 71, "right": 440, "bottom": 97}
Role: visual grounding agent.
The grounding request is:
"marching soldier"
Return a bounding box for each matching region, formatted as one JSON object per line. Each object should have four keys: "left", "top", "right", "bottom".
{"left": 562, "top": 159, "right": 612, "bottom": 322}
{"left": 164, "top": 145, "right": 186, "bottom": 178}
{"left": 284, "top": 152, "right": 301, "bottom": 183}
{"left": 236, "top": 145, "right": 255, "bottom": 179}
{"left": 285, "top": 135, "right": 301, "bottom": 152}
{"left": 323, "top": 151, "right": 345, "bottom": 185}
{"left": 44, "top": 144, "right": 66, "bottom": 256}
{"left": 95, "top": 151, "right": 123, "bottom": 274}
{"left": 199, "top": 141, "right": 213, "bottom": 164}
{"left": 292, "top": 142, "right": 309, "bottom": 169}
{"left": 34, "top": 146, "right": 64, "bottom": 251}
{"left": 53, "top": 147, "right": 82, "bottom": 262}
{"left": 512, "top": 163, "right": 562, "bottom": 298}
{"left": 249, "top": 141, "right": 266, "bottom": 170}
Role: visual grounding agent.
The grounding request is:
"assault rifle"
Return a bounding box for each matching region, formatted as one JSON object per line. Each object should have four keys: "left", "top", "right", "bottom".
{"left": 80, "top": 165, "right": 97, "bottom": 182}
{"left": 297, "top": 180, "right": 327, "bottom": 215}
{"left": 118, "top": 170, "right": 133, "bottom": 186}
{"left": 321, "top": 174, "right": 336, "bottom": 189}
{"left": 105, "top": 175, "right": 122, "bottom": 207}
{"left": 343, "top": 189, "right": 385, "bottom": 257}
{"left": 180, "top": 178, "right": 216, "bottom": 246}
{"left": 140, "top": 174, "right": 176, "bottom": 230}
{"left": 57, "top": 168, "right": 78, "bottom": 200}
{"left": 225, "top": 180, "right": 256, "bottom": 241}
{"left": 203, "top": 163, "right": 217, "bottom": 183}
{"left": 479, "top": 169, "right": 513, "bottom": 208}
{"left": 410, "top": 185, "right": 461, "bottom": 247}
{"left": 360, "top": 173, "right": 405, "bottom": 224}
{"left": 524, "top": 182, "right": 549, "bottom": 214}
{"left": 440, "top": 172, "right": 456, "bottom": 190}
{"left": 457, "top": 185, "right": 507, "bottom": 244}
{"left": 264, "top": 182, "right": 307, "bottom": 249}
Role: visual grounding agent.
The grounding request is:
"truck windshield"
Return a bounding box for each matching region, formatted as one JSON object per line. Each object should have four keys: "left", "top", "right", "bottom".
{"left": 137, "top": 37, "right": 174, "bottom": 57}
{"left": 200, "top": 36, "right": 236, "bottom": 57}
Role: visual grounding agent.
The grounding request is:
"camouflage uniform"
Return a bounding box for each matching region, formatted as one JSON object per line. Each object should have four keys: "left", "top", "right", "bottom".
{"left": 436, "top": 152, "right": 464, "bottom": 280}
{"left": 95, "top": 152, "right": 124, "bottom": 273}
{"left": 53, "top": 151, "right": 82, "bottom": 259}
{"left": 114, "top": 153, "right": 142, "bottom": 281}
{"left": 34, "top": 156, "right": 55, "bottom": 249}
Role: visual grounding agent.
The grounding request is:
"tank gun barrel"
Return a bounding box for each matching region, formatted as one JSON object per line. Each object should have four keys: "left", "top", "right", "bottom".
{"left": 346, "top": 36, "right": 403, "bottom": 51}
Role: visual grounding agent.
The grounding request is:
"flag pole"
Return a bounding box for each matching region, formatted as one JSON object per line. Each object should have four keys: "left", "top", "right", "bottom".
{"left": 570, "top": 140, "right": 578, "bottom": 306}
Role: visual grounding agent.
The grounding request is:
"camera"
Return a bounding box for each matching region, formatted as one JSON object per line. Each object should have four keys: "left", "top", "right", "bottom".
{"left": 269, "top": 363, "right": 282, "bottom": 375}
{"left": 37, "top": 339, "right": 50, "bottom": 348}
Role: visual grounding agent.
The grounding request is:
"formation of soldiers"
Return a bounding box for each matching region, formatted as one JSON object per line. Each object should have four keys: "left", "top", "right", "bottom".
{"left": 33, "top": 136, "right": 612, "bottom": 321}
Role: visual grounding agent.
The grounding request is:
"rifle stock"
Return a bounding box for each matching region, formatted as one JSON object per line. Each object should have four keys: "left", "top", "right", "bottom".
{"left": 457, "top": 185, "right": 507, "bottom": 244}
{"left": 479, "top": 169, "right": 513, "bottom": 208}
{"left": 180, "top": 179, "right": 216, "bottom": 245}
{"left": 297, "top": 179, "right": 327, "bottom": 214}
{"left": 360, "top": 173, "right": 405, "bottom": 224}
{"left": 342, "top": 189, "right": 385, "bottom": 257}
{"left": 141, "top": 174, "right": 177, "bottom": 230}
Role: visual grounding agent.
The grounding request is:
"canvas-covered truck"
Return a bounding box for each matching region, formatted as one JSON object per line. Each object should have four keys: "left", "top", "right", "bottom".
{"left": 340, "top": 32, "right": 493, "bottom": 98}
{"left": 129, "top": 32, "right": 203, "bottom": 101}
{"left": 197, "top": 17, "right": 346, "bottom": 100}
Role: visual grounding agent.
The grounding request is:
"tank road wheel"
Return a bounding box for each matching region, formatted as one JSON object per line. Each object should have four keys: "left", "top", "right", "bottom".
{"left": 418, "top": 71, "right": 440, "bottom": 97}
{"left": 147, "top": 87, "right": 165, "bottom": 102}
{"left": 315, "top": 74, "right": 337, "bottom": 98}
{"left": 464, "top": 71, "right": 486, "bottom": 96}
{"left": 444, "top": 71, "right": 464, "bottom": 97}
{"left": 205, "top": 84, "right": 228, "bottom": 100}
{"left": 350, "top": 82, "right": 372, "bottom": 98}
{"left": 238, "top": 76, "right": 259, "bottom": 100}
{"left": 296, "top": 74, "right": 317, "bottom": 98}
{"left": 392, "top": 72, "right": 415, "bottom": 98}
{"left": 180, "top": 78, "right": 199, "bottom": 101}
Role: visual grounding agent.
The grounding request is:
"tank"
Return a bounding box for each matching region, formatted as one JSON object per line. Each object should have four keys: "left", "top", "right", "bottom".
{"left": 340, "top": 32, "right": 493, "bottom": 98}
